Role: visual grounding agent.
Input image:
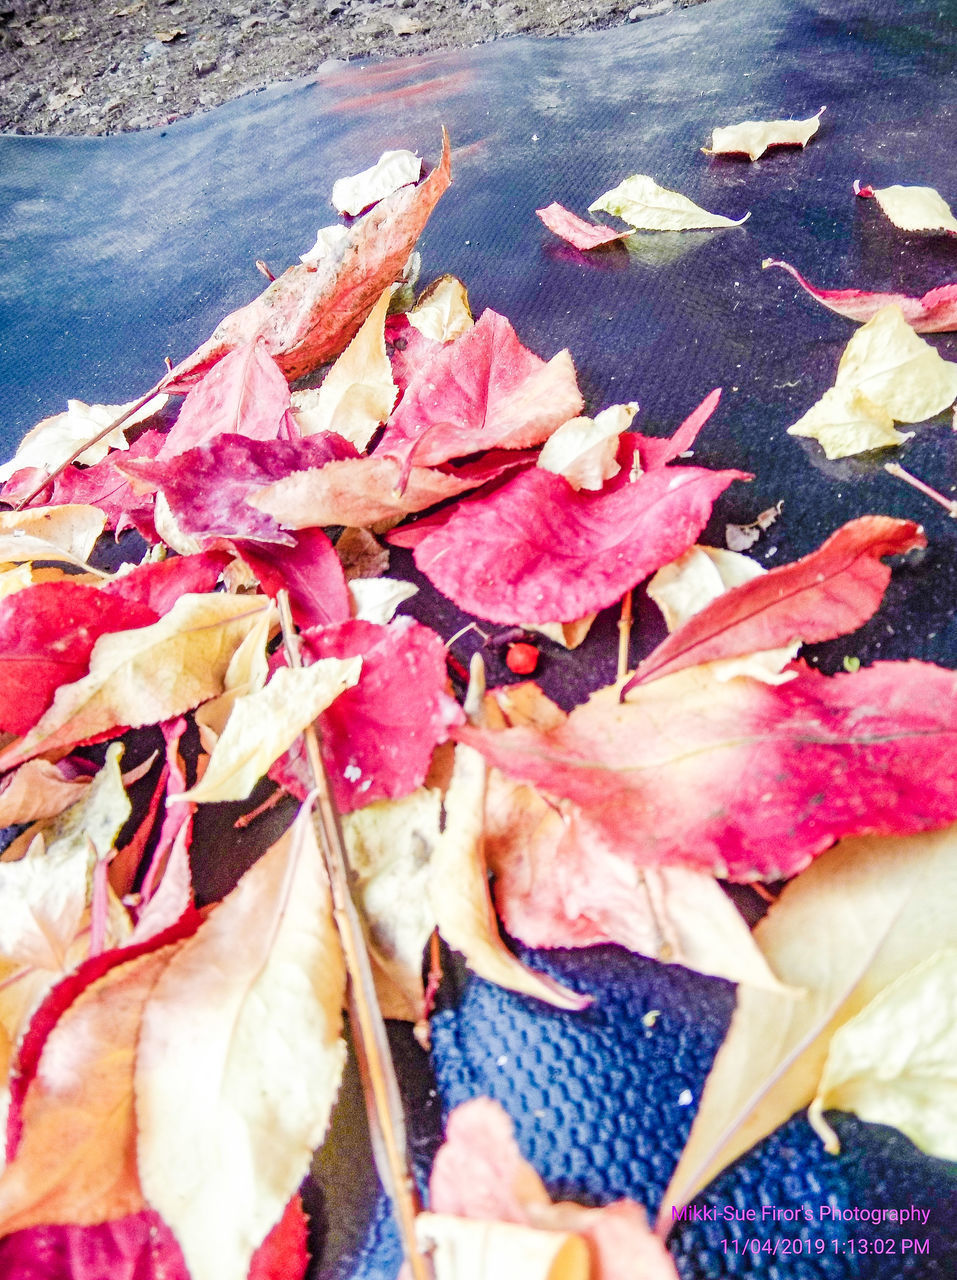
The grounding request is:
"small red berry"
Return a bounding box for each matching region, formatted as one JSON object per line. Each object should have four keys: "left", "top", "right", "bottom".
{"left": 505, "top": 642, "right": 539, "bottom": 675}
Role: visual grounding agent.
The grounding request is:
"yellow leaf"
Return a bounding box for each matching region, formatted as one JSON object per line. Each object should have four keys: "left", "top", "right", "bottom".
{"left": 0, "top": 394, "right": 166, "bottom": 480}
{"left": 809, "top": 949, "right": 957, "bottom": 1160}
{"left": 834, "top": 305, "right": 957, "bottom": 421}
{"left": 193, "top": 604, "right": 273, "bottom": 752}
{"left": 787, "top": 306, "right": 957, "bottom": 459}
{"left": 537, "top": 403, "right": 636, "bottom": 491}
{"left": 407, "top": 275, "right": 474, "bottom": 344}
{"left": 523, "top": 615, "right": 597, "bottom": 650}
{"left": 864, "top": 182, "right": 957, "bottom": 235}
{"left": 136, "top": 802, "right": 347, "bottom": 1280}
{"left": 299, "top": 223, "right": 349, "bottom": 266}
{"left": 348, "top": 576, "right": 419, "bottom": 624}
{"left": 180, "top": 657, "right": 362, "bottom": 803}
{"left": 289, "top": 286, "right": 397, "bottom": 451}
{"left": 0, "top": 593, "right": 272, "bottom": 769}
{"left": 788, "top": 385, "right": 912, "bottom": 458}
{"left": 0, "top": 505, "right": 107, "bottom": 569}
{"left": 331, "top": 148, "right": 422, "bottom": 217}
{"left": 703, "top": 107, "right": 825, "bottom": 161}
{"left": 432, "top": 743, "right": 589, "bottom": 1012}
{"left": 343, "top": 787, "right": 443, "bottom": 1021}
{"left": 589, "top": 174, "right": 749, "bottom": 231}
{"left": 659, "top": 823, "right": 957, "bottom": 1227}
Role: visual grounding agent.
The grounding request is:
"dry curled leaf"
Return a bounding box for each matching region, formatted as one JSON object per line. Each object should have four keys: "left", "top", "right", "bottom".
{"left": 331, "top": 148, "right": 422, "bottom": 217}
{"left": 764, "top": 258, "right": 957, "bottom": 332}
{"left": 703, "top": 107, "right": 824, "bottom": 161}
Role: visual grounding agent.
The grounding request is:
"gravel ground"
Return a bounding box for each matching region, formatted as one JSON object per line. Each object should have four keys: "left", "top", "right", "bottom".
{"left": 1, "top": 0, "right": 709, "bottom": 136}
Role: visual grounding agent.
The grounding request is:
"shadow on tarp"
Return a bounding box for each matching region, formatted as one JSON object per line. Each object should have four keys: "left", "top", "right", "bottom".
{"left": 2, "top": 0, "right": 957, "bottom": 1275}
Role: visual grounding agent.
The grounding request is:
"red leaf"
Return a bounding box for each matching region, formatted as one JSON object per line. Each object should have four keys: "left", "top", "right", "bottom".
{"left": 0, "top": 1198, "right": 308, "bottom": 1280}
{"left": 458, "top": 659, "right": 957, "bottom": 881}
{"left": 233, "top": 528, "right": 351, "bottom": 631}
{"left": 536, "top": 202, "right": 630, "bottom": 250}
{"left": 376, "top": 309, "right": 584, "bottom": 478}
{"left": 623, "top": 515, "right": 926, "bottom": 693}
{"left": 630, "top": 387, "right": 723, "bottom": 471}
{"left": 0, "top": 430, "right": 166, "bottom": 529}
{"left": 100, "top": 551, "right": 230, "bottom": 614}
{"left": 0, "top": 583, "right": 156, "bottom": 736}
{"left": 271, "top": 618, "right": 463, "bottom": 812}
{"left": 163, "top": 131, "right": 451, "bottom": 390}
{"left": 388, "top": 462, "right": 747, "bottom": 624}
{"left": 118, "top": 433, "right": 357, "bottom": 545}
{"left": 765, "top": 258, "right": 957, "bottom": 332}
{"left": 158, "top": 342, "right": 292, "bottom": 459}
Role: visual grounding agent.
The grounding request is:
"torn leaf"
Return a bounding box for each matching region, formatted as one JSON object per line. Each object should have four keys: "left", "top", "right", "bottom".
{"left": 703, "top": 107, "right": 824, "bottom": 161}
{"left": 331, "top": 148, "right": 422, "bottom": 217}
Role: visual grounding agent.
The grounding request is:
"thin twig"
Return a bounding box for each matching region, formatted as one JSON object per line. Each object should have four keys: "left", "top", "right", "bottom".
{"left": 617, "top": 589, "right": 634, "bottom": 682}
{"left": 885, "top": 462, "right": 957, "bottom": 518}
{"left": 275, "top": 591, "right": 431, "bottom": 1280}
{"left": 14, "top": 375, "right": 169, "bottom": 510}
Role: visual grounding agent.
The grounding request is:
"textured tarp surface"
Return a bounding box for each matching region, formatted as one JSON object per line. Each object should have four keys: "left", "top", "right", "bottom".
{"left": 2, "top": 0, "right": 957, "bottom": 1276}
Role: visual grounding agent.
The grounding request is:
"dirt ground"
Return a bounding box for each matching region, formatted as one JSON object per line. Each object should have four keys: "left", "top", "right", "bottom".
{"left": 0, "top": 0, "right": 709, "bottom": 136}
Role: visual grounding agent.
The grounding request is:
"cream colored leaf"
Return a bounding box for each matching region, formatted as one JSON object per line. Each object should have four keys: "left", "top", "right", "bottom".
{"left": 788, "top": 385, "right": 911, "bottom": 458}
{"left": 0, "top": 593, "right": 272, "bottom": 770}
{"left": 704, "top": 108, "right": 824, "bottom": 161}
{"left": 407, "top": 275, "right": 474, "bottom": 344}
{"left": 0, "top": 759, "right": 91, "bottom": 826}
{"left": 589, "top": 174, "right": 749, "bottom": 231}
{"left": 300, "top": 222, "right": 349, "bottom": 266}
{"left": 834, "top": 305, "right": 957, "bottom": 422}
{"left": 524, "top": 616, "right": 597, "bottom": 650}
{"left": 660, "top": 823, "right": 957, "bottom": 1227}
{"left": 343, "top": 787, "right": 443, "bottom": 1021}
{"left": 348, "top": 576, "right": 419, "bottom": 625}
{"left": 136, "top": 802, "right": 347, "bottom": 1280}
{"left": 194, "top": 604, "right": 272, "bottom": 752}
{"left": 180, "top": 657, "right": 362, "bottom": 803}
{"left": 154, "top": 490, "right": 204, "bottom": 556}
{"left": 808, "top": 949, "right": 957, "bottom": 1159}
{"left": 0, "top": 505, "right": 107, "bottom": 569}
{"left": 0, "top": 394, "right": 166, "bottom": 480}
{"left": 537, "top": 403, "right": 636, "bottom": 491}
{"left": 648, "top": 546, "right": 798, "bottom": 684}
{"left": 331, "top": 148, "right": 422, "bottom": 217}
{"left": 413, "top": 1213, "right": 590, "bottom": 1280}
{"left": 432, "top": 743, "right": 589, "bottom": 1012}
{"left": 865, "top": 183, "right": 957, "bottom": 234}
{"left": 290, "top": 286, "right": 397, "bottom": 450}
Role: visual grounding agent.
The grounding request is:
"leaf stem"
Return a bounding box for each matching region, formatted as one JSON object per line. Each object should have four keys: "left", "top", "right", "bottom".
{"left": 276, "top": 590, "right": 432, "bottom": 1280}
{"left": 885, "top": 462, "right": 957, "bottom": 518}
{"left": 617, "top": 589, "right": 633, "bottom": 681}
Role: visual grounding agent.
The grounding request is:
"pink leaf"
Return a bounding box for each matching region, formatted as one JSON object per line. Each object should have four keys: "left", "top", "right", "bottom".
{"left": 0, "top": 1198, "right": 308, "bottom": 1280}
{"left": 384, "top": 313, "right": 441, "bottom": 393}
{"left": 459, "top": 659, "right": 957, "bottom": 881}
{"left": 630, "top": 387, "right": 723, "bottom": 470}
{"left": 765, "top": 258, "right": 957, "bottom": 332}
{"left": 389, "top": 461, "right": 747, "bottom": 624}
{"left": 271, "top": 618, "right": 463, "bottom": 812}
{"left": 118, "top": 433, "right": 357, "bottom": 545}
{"left": 536, "top": 202, "right": 630, "bottom": 250}
{"left": 233, "top": 528, "right": 351, "bottom": 631}
{"left": 376, "top": 309, "right": 584, "bottom": 478}
{"left": 158, "top": 342, "right": 291, "bottom": 459}
{"left": 0, "top": 583, "right": 157, "bottom": 736}
{"left": 624, "top": 515, "right": 926, "bottom": 692}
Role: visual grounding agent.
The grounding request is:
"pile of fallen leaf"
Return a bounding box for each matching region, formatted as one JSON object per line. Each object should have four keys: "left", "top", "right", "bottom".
{"left": 0, "top": 115, "right": 956, "bottom": 1280}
